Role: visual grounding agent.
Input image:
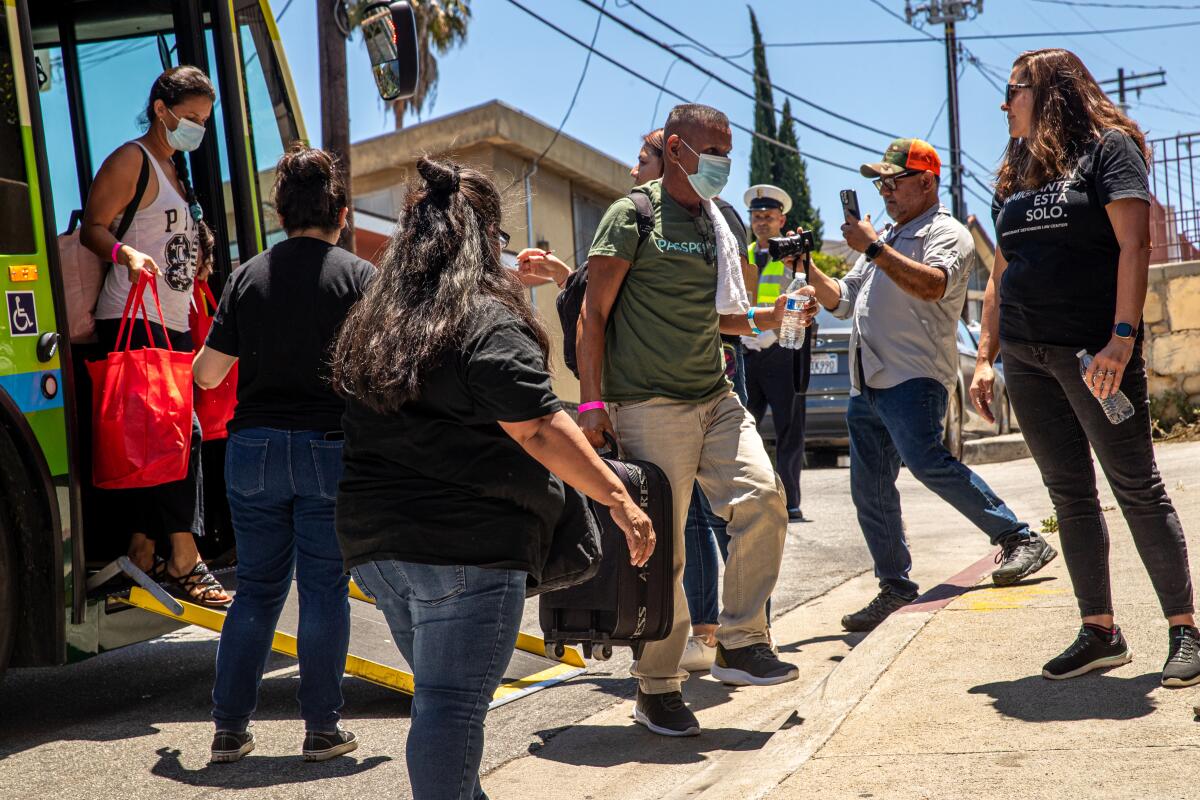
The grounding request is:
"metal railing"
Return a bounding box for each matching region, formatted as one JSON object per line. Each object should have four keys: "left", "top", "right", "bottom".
{"left": 1149, "top": 132, "right": 1200, "bottom": 264}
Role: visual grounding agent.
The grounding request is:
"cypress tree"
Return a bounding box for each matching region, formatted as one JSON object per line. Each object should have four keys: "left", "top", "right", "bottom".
{"left": 773, "top": 99, "right": 824, "bottom": 248}
{"left": 748, "top": 7, "right": 776, "bottom": 187}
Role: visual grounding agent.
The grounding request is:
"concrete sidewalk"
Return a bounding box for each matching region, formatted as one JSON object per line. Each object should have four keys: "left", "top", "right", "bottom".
{"left": 740, "top": 444, "right": 1200, "bottom": 800}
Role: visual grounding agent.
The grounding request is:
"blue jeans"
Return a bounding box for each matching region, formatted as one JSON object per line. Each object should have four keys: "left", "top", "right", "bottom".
{"left": 352, "top": 561, "right": 525, "bottom": 800}
{"left": 211, "top": 428, "right": 350, "bottom": 733}
{"left": 684, "top": 484, "right": 729, "bottom": 626}
{"left": 848, "top": 378, "right": 1029, "bottom": 597}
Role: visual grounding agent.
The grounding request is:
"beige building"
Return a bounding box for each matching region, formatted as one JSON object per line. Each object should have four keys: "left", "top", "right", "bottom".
{"left": 348, "top": 100, "right": 635, "bottom": 404}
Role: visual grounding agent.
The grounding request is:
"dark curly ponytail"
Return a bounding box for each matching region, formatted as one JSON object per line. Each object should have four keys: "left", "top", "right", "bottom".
{"left": 331, "top": 157, "right": 551, "bottom": 411}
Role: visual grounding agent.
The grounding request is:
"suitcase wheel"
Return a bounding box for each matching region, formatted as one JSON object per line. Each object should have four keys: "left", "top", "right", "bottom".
{"left": 544, "top": 641, "right": 566, "bottom": 660}
{"left": 588, "top": 643, "right": 612, "bottom": 662}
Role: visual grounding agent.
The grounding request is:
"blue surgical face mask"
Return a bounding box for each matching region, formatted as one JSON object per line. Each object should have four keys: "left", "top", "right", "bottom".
{"left": 679, "top": 138, "right": 731, "bottom": 200}
{"left": 163, "top": 108, "right": 206, "bottom": 153}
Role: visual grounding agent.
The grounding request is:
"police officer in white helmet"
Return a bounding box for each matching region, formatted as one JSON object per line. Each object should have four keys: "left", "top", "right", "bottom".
{"left": 741, "top": 184, "right": 816, "bottom": 522}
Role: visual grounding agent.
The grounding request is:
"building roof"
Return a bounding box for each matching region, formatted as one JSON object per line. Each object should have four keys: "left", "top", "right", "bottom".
{"left": 351, "top": 100, "right": 633, "bottom": 198}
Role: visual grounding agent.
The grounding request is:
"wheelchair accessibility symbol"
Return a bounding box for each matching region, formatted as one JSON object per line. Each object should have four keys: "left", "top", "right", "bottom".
{"left": 6, "top": 291, "right": 38, "bottom": 337}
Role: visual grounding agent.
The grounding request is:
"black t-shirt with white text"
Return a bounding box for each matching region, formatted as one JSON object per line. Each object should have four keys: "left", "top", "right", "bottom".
{"left": 991, "top": 130, "right": 1150, "bottom": 348}
{"left": 205, "top": 237, "right": 375, "bottom": 432}
{"left": 335, "top": 302, "right": 563, "bottom": 580}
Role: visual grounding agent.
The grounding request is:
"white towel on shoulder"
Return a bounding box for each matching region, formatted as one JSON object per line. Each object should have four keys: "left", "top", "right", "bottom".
{"left": 702, "top": 198, "right": 750, "bottom": 316}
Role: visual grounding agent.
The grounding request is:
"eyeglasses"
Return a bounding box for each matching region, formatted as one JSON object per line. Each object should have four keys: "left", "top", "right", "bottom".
{"left": 872, "top": 170, "right": 922, "bottom": 193}
{"left": 1005, "top": 83, "right": 1031, "bottom": 105}
{"left": 497, "top": 228, "right": 511, "bottom": 250}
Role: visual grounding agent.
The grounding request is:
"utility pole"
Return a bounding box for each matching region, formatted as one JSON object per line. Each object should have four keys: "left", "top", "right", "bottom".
{"left": 906, "top": 0, "right": 983, "bottom": 222}
{"left": 1099, "top": 68, "right": 1166, "bottom": 114}
{"left": 318, "top": 0, "right": 356, "bottom": 252}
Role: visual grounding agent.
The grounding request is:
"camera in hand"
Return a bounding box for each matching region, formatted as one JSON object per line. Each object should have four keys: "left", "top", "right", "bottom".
{"left": 767, "top": 230, "right": 815, "bottom": 261}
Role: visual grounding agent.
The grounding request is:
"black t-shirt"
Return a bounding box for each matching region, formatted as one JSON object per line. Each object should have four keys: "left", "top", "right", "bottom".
{"left": 206, "top": 237, "right": 375, "bottom": 432}
{"left": 992, "top": 130, "right": 1150, "bottom": 348}
{"left": 335, "top": 302, "right": 563, "bottom": 580}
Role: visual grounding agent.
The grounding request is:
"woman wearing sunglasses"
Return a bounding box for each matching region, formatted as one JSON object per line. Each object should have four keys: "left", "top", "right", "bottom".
{"left": 971, "top": 48, "right": 1199, "bottom": 685}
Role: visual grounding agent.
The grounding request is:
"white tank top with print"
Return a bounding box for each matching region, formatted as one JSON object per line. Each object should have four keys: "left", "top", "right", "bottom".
{"left": 94, "top": 141, "right": 198, "bottom": 332}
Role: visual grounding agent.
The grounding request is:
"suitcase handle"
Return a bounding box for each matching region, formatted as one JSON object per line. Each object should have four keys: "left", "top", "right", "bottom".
{"left": 601, "top": 432, "right": 622, "bottom": 461}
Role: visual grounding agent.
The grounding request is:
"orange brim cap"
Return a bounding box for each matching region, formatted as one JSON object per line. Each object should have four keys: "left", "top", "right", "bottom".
{"left": 860, "top": 138, "right": 942, "bottom": 178}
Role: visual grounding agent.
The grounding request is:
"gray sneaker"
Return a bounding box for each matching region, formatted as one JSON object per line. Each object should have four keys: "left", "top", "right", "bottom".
{"left": 1162, "top": 625, "right": 1200, "bottom": 688}
{"left": 841, "top": 587, "right": 916, "bottom": 633}
{"left": 992, "top": 533, "right": 1058, "bottom": 586}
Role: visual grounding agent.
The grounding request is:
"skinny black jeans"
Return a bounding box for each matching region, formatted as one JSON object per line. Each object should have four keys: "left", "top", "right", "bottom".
{"left": 1000, "top": 338, "right": 1193, "bottom": 618}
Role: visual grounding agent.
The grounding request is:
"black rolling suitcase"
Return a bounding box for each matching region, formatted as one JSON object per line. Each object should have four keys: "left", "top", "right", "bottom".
{"left": 539, "top": 438, "right": 674, "bottom": 661}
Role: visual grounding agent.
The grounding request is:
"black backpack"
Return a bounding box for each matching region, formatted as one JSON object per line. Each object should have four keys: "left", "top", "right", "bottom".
{"left": 556, "top": 190, "right": 654, "bottom": 378}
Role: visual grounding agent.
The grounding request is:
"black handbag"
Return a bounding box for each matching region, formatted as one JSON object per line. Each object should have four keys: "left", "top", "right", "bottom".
{"left": 527, "top": 482, "right": 603, "bottom": 597}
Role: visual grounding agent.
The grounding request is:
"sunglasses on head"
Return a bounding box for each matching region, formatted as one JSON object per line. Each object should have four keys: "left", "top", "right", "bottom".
{"left": 872, "top": 170, "right": 923, "bottom": 193}
{"left": 1005, "top": 82, "right": 1031, "bottom": 104}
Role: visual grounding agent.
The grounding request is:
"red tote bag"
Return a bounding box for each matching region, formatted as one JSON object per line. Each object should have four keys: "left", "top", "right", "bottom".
{"left": 87, "top": 275, "right": 195, "bottom": 489}
{"left": 189, "top": 280, "right": 237, "bottom": 440}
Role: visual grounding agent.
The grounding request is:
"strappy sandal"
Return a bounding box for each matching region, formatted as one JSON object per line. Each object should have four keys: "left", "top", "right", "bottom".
{"left": 169, "top": 560, "right": 232, "bottom": 608}
{"left": 146, "top": 555, "right": 170, "bottom": 583}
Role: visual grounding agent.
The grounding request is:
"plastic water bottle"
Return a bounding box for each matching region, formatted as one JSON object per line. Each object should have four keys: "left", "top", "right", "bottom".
{"left": 1076, "top": 350, "right": 1135, "bottom": 425}
{"left": 778, "top": 273, "right": 810, "bottom": 350}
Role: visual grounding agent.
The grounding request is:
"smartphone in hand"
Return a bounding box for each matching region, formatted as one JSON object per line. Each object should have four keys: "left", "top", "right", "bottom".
{"left": 840, "top": 189, "right": 861, "bottom": 221}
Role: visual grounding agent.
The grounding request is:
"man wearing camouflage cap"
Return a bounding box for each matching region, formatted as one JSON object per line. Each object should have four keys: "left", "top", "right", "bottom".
{"left": 805, "top": 138, "right": 1057, "bottom": 632}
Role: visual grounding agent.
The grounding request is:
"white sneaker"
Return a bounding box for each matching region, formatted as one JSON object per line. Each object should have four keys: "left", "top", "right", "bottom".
{"left": 679, "top": 635, "right": 717, "bottom": 672}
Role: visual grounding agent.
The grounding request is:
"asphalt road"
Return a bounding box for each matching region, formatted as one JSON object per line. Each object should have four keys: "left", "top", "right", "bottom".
{"left": 0, "top": 454, "right": 1061, "bottom": 799}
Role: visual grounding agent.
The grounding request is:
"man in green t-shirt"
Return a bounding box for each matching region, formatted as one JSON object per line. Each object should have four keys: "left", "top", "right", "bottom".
{"left": 578, "top": 103, "right": 817, "bottom": 738}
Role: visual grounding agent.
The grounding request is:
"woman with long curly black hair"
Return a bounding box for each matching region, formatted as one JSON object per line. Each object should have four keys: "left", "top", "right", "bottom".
{"left": 971, "top": 48, "right": 1198, "bottom": 685}
{"left": 331, "top": 157, "right": 655, "bottom": 800}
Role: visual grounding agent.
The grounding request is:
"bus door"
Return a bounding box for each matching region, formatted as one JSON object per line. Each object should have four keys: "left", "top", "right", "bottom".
{"left": 26, "top": 0, "right": 305, "bottom": 616}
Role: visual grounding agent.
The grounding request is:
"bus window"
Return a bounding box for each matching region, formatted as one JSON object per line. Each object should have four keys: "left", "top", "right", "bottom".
{"left": 35, "top": 47, "right": 82, "bottom": 233}
{"left": 0, "top": 13, "right": 36, "bottom": 254}
{"left": 232, "top": 1, "right": 303, "bottom": 249}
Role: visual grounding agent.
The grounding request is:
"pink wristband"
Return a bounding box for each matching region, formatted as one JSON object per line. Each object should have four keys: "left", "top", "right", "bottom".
{"left": 577, "top": 401, "right": 605, "bottom": 413}
{"left": 111, "top": 241, "right": 123, "bottom": 264}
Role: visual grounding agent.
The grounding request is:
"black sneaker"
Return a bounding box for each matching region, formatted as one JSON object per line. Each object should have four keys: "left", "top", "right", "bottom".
{"left": 633, "top": 690, "right": 700, "bottom": 737}
{"left": 210, "top": 729, "right": 255, "bottom": 763}
{"left": 302, "top": 727, "right": 358, "bottom": 762}
{"left": 841, "top": 588, "right": 916, "bottom": 633}
{"left": 992, "top": 532, "right": 1058, "bottom": 586}
{"left": 1162, "top": 625, "right": 1200, "bottom": 688}
{"left": 1042, "top": 625, "right": 1132, "bottom": 680}
{"left": 710, "top": 642, "right": 799, "bottom": 686}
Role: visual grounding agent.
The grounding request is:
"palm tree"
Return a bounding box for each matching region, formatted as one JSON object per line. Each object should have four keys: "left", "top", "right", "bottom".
{"left": 352, "top": 0, "right": 471, "bottom": 128}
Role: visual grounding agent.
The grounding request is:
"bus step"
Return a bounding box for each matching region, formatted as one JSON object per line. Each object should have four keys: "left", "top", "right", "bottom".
{"left": 347, "top": 578, "right": 588, "bottom": 707}
{"left": 117, "top": 579, "right": 588, "bottom": 707}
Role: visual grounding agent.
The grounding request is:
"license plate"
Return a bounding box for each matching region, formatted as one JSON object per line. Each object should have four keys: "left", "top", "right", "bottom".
{"left": 811, "top": 353, "right": 838, "bottom": 375}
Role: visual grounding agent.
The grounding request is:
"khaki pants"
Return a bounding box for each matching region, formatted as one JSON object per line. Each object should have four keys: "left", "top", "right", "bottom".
{"left": 610, "top": 390, "right": 788, "bottom": 694}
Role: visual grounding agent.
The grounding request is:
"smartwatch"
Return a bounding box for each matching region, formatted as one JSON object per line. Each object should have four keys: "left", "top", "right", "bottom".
{"left": 1113, "top": 322, "right": 1135, "bottom": 340}
{"left": 865, "top": 238, "right": 886, "bottom": 261}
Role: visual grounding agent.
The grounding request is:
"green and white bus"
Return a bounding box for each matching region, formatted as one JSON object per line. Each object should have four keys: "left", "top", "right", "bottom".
{"left": 0, "top": 0, "right": 308, "bottom": 680}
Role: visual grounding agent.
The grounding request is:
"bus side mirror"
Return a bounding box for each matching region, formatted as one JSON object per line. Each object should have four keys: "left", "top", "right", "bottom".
{"left": 360, "top": 1, "right": 419, "bottom": 102}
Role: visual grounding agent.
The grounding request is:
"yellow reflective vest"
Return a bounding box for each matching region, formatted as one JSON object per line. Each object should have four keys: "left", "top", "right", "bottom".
{"left": 749, "top": 243, "right": 789, "bottom": 305}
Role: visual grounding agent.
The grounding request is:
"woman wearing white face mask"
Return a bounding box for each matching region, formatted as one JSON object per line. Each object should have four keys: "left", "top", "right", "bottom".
{"left": 81, "top": 66, "right": 228, "bottom": 607}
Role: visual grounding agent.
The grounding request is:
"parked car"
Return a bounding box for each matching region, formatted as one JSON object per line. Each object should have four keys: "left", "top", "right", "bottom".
{"left": 760, "top": 311, "right": 1013, "bottom": 462}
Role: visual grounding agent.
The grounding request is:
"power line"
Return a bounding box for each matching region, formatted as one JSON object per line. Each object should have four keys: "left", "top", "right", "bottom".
{"left": 866, "top": 2, "right": 1000, "bottom": 189}
{"left": 624, "top": 0, "right": 904, "bottom": 143}
{"left": 501, "top": 0, "right": 859, "bottom": 173}
{"left": 535, "top": 0, "right": 606, "bottom": 165}
{"left": 763, "top": 18, "right": 1200, "bottom": 46}
{"left": 572, "top": 0, "right": 882, "bottom": 155}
